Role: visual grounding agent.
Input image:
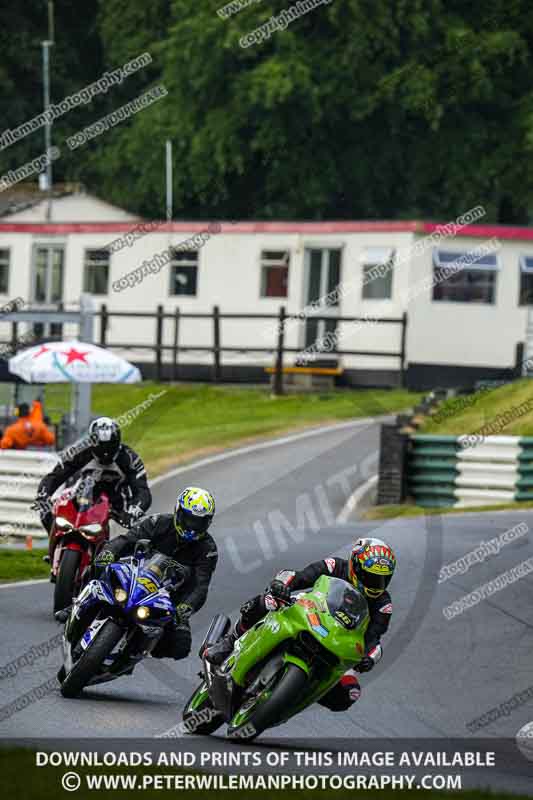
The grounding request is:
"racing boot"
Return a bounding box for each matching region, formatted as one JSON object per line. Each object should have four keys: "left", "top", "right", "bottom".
{"left": 54, "top": 606, "right": 72, "bottom": 623}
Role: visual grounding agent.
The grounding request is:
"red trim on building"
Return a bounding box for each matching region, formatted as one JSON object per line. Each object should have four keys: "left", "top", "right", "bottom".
{"left": 0, "top": 220, "right": 421, "bottom": 234}
{"left": 421, "top": 222, "right": 533, "bottom": 241}
{"left": 0, "top": 219, "right": 531, "bottom": 240}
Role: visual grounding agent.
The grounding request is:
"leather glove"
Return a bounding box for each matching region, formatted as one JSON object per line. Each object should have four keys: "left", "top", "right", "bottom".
{"left": 112, "top": 509, "right": 133, "bottom": 528}
{"left": 355, "top": 655, "right": 374, "bottom": 673}
{"left": 126, "top": 503, "right": 144, "bottom": 522}
{"left": 175, "top": 603, "right": 193, "bottom": 622}
{"left": 31, "top": 493, "right": 51, "bottom": 514}
{"left": 268, "top": 580, "right": 292, "bottom": 604}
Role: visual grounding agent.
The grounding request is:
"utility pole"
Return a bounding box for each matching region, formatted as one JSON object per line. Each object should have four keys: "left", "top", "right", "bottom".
{"left": 73, "top": 294, "right": 94, "bottom": 439}
{"left": 166, "top": 139, "right": 173, "bottom": 222}
{"left": 42, "top": 1, "right": 55, "bottom": 220}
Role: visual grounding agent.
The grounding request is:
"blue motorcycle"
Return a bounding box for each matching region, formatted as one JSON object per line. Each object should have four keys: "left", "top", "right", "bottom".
{"left": 58, "top": 540, "right": 190, "bottom": 698}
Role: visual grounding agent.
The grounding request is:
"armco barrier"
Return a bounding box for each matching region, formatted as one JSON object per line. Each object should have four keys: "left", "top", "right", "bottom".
{"left": 0, "top": 450, "right": 58, "bottom": 539}
{"left": 408, "top": 434, "right": 530, "bottom": 508}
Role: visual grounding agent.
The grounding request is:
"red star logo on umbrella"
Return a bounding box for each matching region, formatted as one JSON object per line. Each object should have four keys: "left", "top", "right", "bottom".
{"left": 61, "top": 347, "right": 90, "bottom": 365}
{"left": 33, "top": 345, "right": 50, "bottom": 359}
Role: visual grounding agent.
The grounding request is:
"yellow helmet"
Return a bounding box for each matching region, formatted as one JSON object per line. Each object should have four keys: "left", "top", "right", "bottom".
{"left": 174, "top": 487, "right": 215, "bottom": 542}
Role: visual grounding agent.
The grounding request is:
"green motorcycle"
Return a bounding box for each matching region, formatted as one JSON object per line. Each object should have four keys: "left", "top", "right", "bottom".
{"left": 182, "top": 575, "right": 369, "bottom": 741}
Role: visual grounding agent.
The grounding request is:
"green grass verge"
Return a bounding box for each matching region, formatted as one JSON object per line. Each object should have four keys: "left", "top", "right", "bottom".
{"left": 421, "top": 377, "right": 533, "bottom": 436}
{"left": 45, "top": 383, "right": 420, "bottom": 477}
{"left": 0, "top": 548, "right": 49, "bottom": 582}
{"left": 364, "top": 501, "right": 533, "bottom": 520}
{"left": 1, "top": 749, "right": 528, "bottom": 800}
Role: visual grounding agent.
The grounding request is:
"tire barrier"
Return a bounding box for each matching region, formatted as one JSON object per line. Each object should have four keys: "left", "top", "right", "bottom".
{"left": 408, "top": 434, "right": 530, "bottom": 508}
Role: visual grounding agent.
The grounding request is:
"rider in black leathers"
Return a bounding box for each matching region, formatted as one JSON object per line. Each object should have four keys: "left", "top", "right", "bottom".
{"left": 35, "top": 418, "right": 152, "bottom": 559}
{"left": 95, "top": 487, "right": 218, "bottom": 661}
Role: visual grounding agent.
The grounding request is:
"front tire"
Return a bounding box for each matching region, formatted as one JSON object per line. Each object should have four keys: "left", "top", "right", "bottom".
{"left": 182, "top": 683, "right": 224, "bottom": 736}
{"left": 227, "top": 663, "right": 308, "bottom": 741}
{"left": 60, "top": 619, "right": 123, "bottom": 698}
{"left": 54, "top": 549, "right": 81, "bottom": 613}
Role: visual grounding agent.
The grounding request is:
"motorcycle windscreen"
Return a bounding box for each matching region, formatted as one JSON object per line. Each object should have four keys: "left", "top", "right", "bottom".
{"left": 326, "top": 578, "right": 369, "bottom": 630}
{"left": 140, "top": 553, "right": 170, "bottom": 583}
{"left": 144, "top": 553, "right": 191, "bottom": 589}
{"left": 74, "top": 474, "right": 99, "bottom": 515}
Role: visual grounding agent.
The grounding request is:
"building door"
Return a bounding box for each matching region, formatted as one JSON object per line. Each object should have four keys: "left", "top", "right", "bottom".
{"left": 303, "top": 248, "right": 342, "bottom": 352}
{"left": 32, "top": 244, "right": 65, "bottom": 338}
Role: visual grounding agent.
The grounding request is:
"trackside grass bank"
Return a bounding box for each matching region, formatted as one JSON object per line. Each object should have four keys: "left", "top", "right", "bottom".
{"left": 365, "top": 501, "right": 533, "bottom": 520}
{"left": 45, "top": 383, "right": 420, "bottom": 476}
{"left": 0, "top": 549, "right": 49, "bottom": 582}
{"left": 421, "top": 378, "right": 533, "bottom": 437}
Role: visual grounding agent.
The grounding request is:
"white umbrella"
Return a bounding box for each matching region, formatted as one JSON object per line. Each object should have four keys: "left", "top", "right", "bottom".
{"left": 8, "top": 340, "right": 141, "bottom": 384}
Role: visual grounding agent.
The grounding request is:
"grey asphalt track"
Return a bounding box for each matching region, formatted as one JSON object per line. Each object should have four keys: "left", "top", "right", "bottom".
{"left": 1, "top": 416, "right": 533, "bottom": 793}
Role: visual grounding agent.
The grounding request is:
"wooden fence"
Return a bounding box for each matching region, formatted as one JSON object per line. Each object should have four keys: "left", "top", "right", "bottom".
{"left": 1, "top": 305, "right": 408, "bottom": 394}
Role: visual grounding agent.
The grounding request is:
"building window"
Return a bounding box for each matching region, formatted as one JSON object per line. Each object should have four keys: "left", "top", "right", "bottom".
{"left": 361, "top": 247, "right": 394, "bottom": 299}
{"left": 0, "top": 249, "right": 9, "bottom": 294}
{"left": 432, "top": 249, "right": 499, "bottom": 304}
{"left": 519, "top": 256, "right": 533, "bottom": 305}
{"left": 83, "top": 249, "right": 109, "bottom": 295}
{"left": 260, "top": 251, "right": 290, "bottom": 298}
{"left": 170, "top": 250, "right": 198, "bottom": 296}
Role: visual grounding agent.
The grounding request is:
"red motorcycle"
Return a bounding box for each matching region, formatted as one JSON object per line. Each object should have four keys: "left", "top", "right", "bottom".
{"left": 50, "top": 474, "right": 111, "bottom": 613}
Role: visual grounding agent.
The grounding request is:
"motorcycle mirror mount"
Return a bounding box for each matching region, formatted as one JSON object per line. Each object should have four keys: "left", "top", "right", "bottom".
{"left": 165, "top": 561, "right": 191, "bottom": 590}
{"left": 133, "top": 539, "right": 153, "bottom": 559}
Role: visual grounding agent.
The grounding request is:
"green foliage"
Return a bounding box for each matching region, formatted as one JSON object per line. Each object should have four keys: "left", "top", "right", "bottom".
{"left": 2, "top": 0, "right": 533, "bottom": 222}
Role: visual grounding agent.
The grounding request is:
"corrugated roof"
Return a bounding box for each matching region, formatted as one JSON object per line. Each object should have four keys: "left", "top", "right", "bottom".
{"left": 0, "top": 182, "right": 82, "bottom": 218}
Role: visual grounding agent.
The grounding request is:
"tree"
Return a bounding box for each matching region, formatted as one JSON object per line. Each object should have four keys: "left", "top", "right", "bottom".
{"left": 2, "top": 0, "right": 533, "bottom": 223}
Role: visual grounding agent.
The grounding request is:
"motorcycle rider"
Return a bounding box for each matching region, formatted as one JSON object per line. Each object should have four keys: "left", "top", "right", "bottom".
{"left": 92, "top": 487, "right": 218, "bottom": 661}
{"left": 35, "top": 417, "right": 152, "bottom": 562}
{"left": 206, "top": 537, "right": 395, "bottom": 712}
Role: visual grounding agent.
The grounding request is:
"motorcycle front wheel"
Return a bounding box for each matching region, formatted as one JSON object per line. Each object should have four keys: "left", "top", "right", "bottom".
{"left": 60, "top": 619, "right": 123, "bottom": 698}
{"left": 54, "top": 549, "right": 81, "bottom": 613}
{"left": 182, "top": 682, "right": 224, "bottom": 736}
{"left": 227, "top": 662, "right": 308, "bottom": 741}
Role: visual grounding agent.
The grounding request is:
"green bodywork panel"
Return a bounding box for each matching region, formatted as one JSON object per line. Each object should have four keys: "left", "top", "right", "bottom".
{"left": 227, "top": 575, "right": 369, "bottom": 723}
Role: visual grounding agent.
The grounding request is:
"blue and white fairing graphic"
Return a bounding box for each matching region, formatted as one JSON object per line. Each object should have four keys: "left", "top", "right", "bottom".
{"left": 106, "top": 558, "right": 176, "bottom": 618}
{"left": 66, "top": 554, "right": 176, "bottom": 670}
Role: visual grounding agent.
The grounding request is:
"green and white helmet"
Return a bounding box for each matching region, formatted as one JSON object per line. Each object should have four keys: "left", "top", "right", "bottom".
{"left": 174, "top": 486, "right": 215, "bottom": 542}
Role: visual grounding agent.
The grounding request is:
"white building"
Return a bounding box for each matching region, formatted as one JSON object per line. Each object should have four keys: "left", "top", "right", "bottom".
{"left": 0, "top": 187, "right": 531, "bottom": 389}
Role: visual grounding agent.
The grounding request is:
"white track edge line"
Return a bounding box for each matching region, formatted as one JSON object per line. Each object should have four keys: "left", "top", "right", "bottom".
{"left": 336, "top": 474, "right": 379, "bottom": 524}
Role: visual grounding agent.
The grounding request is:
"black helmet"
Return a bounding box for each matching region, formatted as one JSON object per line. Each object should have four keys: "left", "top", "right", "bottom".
{"left": 89, "top": 417, "right": 121, "bottom": 465}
